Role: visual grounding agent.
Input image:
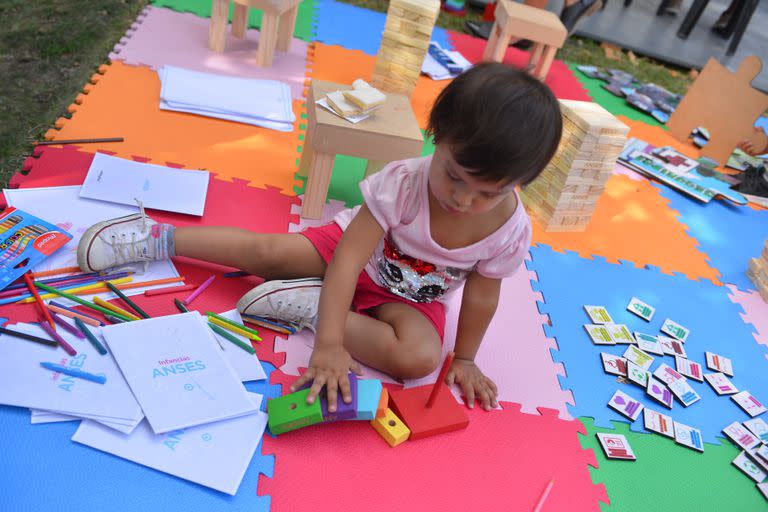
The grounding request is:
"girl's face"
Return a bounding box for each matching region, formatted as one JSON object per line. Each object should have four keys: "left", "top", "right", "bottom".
{"left": 428, "top": 143, "right": 517, "bottom": 216}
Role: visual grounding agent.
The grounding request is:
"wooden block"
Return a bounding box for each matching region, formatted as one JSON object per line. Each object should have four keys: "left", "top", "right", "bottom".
{"left": 389, "top": 385, "right": 469, "bottom": 440}
{"left": 296, "top": 373, "right": 359, "bottom": 421}
{"left": 376, "top": 387, "right": 389, "bottom": 418}
{"left": 371, "top": 408, "right": 411, "bottom": 447}
{"left": 354, "top": 379, "right": 383, "bottom": 421}
{"left": 267, "top": 388, "right": 324, "bottom": 435}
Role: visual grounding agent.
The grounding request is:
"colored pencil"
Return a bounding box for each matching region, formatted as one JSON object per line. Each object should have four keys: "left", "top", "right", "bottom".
{"left": 206, "top": 312, "right": 262, "bottom": 340}
{"left": 51, "top": 312, "right": 85, "bottom": 338}
{"left": 106, "top": 281, "right": 150, "bottom": 319}
{"left": 174, "top": 298, "right": 189, "bottom": 313}
{"left": 426, "top": 351, "right": 455, "bottom": 408}
{"left": 223, "top": 270, "right": 249, "bottom": 278}
{"left": 9, "top": 272, "right": 133, "bottom": 302}
{"left": 21, "top": 276, "right": 133, "bottom": 303}
{"left": 144, "top": 283, "right": 196, "bottom": 297}
{"left": 73, "top": 276, "right": 185, "bottom": 295}
{"left": 32, "top": 282, "right": 134, "bottom": 322}
{"left": 23, "top": 272, "right": 56, "bottom": 330}
{"left": 48, "top": 304, "right": 101, "bottom": 327}
{"left": 94, "top": 296, "right": 141, "bottom": 321}
{"left": 207, "top": 314, "right": 262, "bottom": 341}
{"left": 74, "top": 318, "right": 108, "bottom": 355}
{"left": 49, "top": 300, "right": 104, "bottom": 325}
{"left": 30, "top": 266, "right": 82, "bottom": 279}
{"left": 40, "top": 321, "right": 77, "bottom": 356}
{"left": 184, "top": 274, "right": 215, "bottom": 305}
{"left": 532, "top": 479, "right": 555, "bottom": 512}
{"left": 241, "top": 314, "right": 295, "bottom": 335}
{"left": 208, "top": 322, "right": 256, "bottom": 354}
{"left": 40, "top": 362, "right": 106, "bottom": 384}
{"left": 1, "top": 271, "right": 103, "bottom": 296}
{"left": 36, "top": 137, "right": 124, "bottom": 146}
{"left": 105, "top": 314, "right": 128, "bottom": 324}
{"left": 0, "top": 326, "right": 58, "bottom": 347}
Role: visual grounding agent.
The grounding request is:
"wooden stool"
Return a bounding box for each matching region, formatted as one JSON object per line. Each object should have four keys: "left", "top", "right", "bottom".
{"left": 298, "top": 80, "right": 424, "bottom": 219}
{"left": 482, "top": 0, "right": 567, "bottom": 81}
{"left": 208, "top": 0, "right": 300, "bottom": 67}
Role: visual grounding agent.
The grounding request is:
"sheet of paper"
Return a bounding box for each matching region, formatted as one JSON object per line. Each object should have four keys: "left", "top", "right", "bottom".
{"left": 209, "top": 310, "right": 266, "bottom": 382}
{"left": 3, "top": 186, "right": 180, "bottom": 299}
{"left": 101, "top": 312, "right": 259, "bottom": 433}
{"left": 80, "top": 153, "right": 210, "bottom": 216}
{"left": 72, "top": 393, "right": 266, "bottom": 496}
{"left": 316, "top": 98, "right": 373, "bottom": 124}
{"left": 0, "top": 322, "right": 143, "bottom": 422}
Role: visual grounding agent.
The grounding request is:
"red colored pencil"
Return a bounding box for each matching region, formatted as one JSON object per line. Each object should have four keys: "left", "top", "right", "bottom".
{"left": 23, "top": 272, "right": 56, "bottom": 331}
{"left": 144, "top": 283, "right": 196, "bottom": 297}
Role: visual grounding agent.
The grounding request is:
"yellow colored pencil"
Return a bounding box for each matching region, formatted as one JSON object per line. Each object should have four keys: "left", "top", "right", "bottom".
{"left": 19, "top": 277, "right": 133, "bottom": 303}
{"left": 208, "top": 316, "right": 261, "bottom": 341}
{"left": 93, "top": 296, "right": 141, "bottom": 321}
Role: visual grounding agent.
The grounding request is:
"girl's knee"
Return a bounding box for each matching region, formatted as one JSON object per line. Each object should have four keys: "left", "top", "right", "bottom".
{"left": 391, "top": 340, "right": 441, "bottom": 379}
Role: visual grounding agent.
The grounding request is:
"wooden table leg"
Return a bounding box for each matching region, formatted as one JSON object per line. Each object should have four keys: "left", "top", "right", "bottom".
{"left": 277, "top": 5, "right": 299, "bottom": 52}
{"left": 528, "top": 43, "right": 544, "bottom": 71}
{"left": 209, "top": 0, "right": 229, "bottom": 52}
{"left": 296, "top": 129, "right": 313, "bottom": 178}
{"left": 231, "top": 3, "right": 248, "bottom": 38}
{"left": 257, "top": 12, "right": 279, "bottom": 67}
{"left": 301, "top": 152, "right": 335, "bottom": 219}
{"left": 482, "top": 24, "right": 510, "bottom": 62}
{"left": 534, "top": 45, "right": 556, "bottom": 81}
{"left": 364, "top": 160, "right": 386, "bottom": 178}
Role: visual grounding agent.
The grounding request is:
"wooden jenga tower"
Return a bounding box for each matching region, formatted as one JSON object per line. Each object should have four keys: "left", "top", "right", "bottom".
{"left": 370, "top": 0, "right": 440, "bottom": 98}
{"left": 747, "top": 240, "right": 768, "bottom": 302}
{"left": 521, "top": 100, "right": 629, "bottom": 232}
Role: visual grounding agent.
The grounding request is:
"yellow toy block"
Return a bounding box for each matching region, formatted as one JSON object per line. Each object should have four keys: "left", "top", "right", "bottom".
{"left": 371, "top": 408, "right": 410, "bottom": 447}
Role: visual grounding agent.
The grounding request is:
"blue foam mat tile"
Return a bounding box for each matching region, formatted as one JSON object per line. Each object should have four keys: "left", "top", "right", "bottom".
{"left": 314, "top": 0, "right": 453, "bottom": 55}
{"left": 652, "top": 182, "right": 768, "bottom": 291}
{"left": 527, "top": 245, "right": 768, "bottom": 445}
{"left": 1, "top": 361, "right": 282, "bottom": 511}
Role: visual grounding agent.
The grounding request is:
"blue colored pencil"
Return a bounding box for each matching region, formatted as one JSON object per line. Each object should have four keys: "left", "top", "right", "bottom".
{"left": 40, "top": 362, "right": 106, "bottom": 384}
{"left": 74, "top": 318, "right": 108, "bottom": 355}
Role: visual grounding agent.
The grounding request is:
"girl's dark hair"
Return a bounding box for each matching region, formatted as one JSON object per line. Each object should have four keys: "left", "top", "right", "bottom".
{"left": 427, "top": 62, "right": 562, "bottom": 186}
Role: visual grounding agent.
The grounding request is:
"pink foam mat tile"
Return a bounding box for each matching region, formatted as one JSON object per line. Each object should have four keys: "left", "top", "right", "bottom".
{"left": 727, "top": 284, "right": 768, "bottom": 352}
{"left": 110, "top": 6, "right": 310, "bottom": 100}
{"left": 287, "top": 195, "right": 347, "bottom": 233}
{"left": 260, "top": 399, "right": 607, "bottom": 511}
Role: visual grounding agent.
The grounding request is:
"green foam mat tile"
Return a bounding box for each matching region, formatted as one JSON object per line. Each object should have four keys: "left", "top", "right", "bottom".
{"left": 579, "top": 418, "right": 766, "bottom": 510}
{"left": 150, "top": 0, "right": 317, "bottom": 41}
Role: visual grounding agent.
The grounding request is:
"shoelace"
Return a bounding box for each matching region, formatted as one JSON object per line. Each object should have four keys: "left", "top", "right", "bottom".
{"left": 266, "top": 293, "right": 318, "bottom": 330}
{"left": 107, "top": 200, "right": 152, "bottom": 270}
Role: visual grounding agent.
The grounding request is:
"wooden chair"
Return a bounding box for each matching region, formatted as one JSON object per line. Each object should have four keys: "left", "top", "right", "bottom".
{"left": 482, "top": 0, "right": 567, "bottom": 81}
{"left": 208, "top": 0, "right": 301, "bottom": 67}
{"left": 677, "top": 0, "right": 759, "bottom": 56}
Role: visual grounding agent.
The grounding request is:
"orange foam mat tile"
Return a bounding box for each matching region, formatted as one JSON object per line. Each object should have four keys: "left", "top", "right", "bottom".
{"left": 44, "top": 62, "right": 303, "bottom": 194}
{"left": 530, "top": 172, "right": 722, "bottom": 284}
{"left": 307, "top": 42, "right": 448, "bottom": 130}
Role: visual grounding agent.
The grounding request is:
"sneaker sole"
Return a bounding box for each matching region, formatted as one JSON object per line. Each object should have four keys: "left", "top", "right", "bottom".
{"left": 77, "top": 213, "right": 144, "bottom": 272}
{"left": 236, "top": 277, "right": 323, "bottom": 315}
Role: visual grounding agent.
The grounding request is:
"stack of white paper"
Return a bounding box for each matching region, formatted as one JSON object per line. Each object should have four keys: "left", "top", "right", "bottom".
{"left": 159, "top": 66, "right": 295, "bottom": 132}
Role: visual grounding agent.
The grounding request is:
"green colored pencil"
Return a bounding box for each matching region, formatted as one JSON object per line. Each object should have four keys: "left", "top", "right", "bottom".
{"left": 208, "top": 322, "right": 256, "bottom": 354}
{"left": 33, "top": 282, "right": 133, "bottom": 322}
{"left": 73, "top": 317, "right": 108, "bottom": 355}
{"left": 106, "top": 281, "right": 150, "bottom": 319}
{"left": 205, "top": 311, "right": 262, "bottom": 341}
{"left": 174, "top": 298, "right": 189, "bottom": 313}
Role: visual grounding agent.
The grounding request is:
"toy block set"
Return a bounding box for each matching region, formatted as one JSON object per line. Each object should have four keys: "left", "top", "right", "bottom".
{"left": 520, "top": 100, "right": 629, "bottom": 232}
{"left": 747, "top": 240, "right": 768, "bottom": 302}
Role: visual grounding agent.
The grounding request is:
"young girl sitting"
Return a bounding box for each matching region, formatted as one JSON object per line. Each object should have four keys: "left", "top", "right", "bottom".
{"left": 76, "top": 63, "right": 563, "bottom": 413}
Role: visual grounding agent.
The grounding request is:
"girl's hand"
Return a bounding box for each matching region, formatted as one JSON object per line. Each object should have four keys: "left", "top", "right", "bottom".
{"left": 290, "top": 342, "right": 362, "bottom": 413}
{"left": 446, "top": 358, "right": 498, "bottom": 411}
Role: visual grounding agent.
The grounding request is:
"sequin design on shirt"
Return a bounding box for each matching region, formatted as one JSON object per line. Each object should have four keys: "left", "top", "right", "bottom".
{"left": 376, "top": 235, "right": 470, "bottom": 303}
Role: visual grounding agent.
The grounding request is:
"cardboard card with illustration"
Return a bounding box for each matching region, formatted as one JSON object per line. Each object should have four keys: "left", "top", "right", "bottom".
{"left": 706, "top": 351, "right": 734, "bottom": 376}
{"left": 732, "top": 451, "right": 766, "bottom": 483}
{"left": 723, "top": 421, "right": 761, "bottom": 451}
{"left": 704, "top": 372, "right": 738, "bottom": 395}
{"left": 627, "top": 297, "right": 655, "bottom": 321}
{"left": 644, "top": 408, "right": 675, "bottom": 438}
{"left": 669, "top": 379, "right": 701, "bottom": 407}
{"left": 743, "top": 418, "right": 768, "bottom": 443}
{"left": 654, "top": 363, "right": 686, "bottom": 386}
{"left": 596, "top": 432, "right": 637, "bottom": 461}
{"left": 608, "top": 389, "right": 644, "bottom": 421}
{"left": 647, "top": 377, "right": 674, "bottom": 409}
{"left": 585, "top": 324, "right": 615, "bottom": 345}
{"left": 627, "top": 361, "right": 651, "bottom": 388}
{"left": 623, "top": 345, "right": 654, "bottom": 370}
{"left": 732, "top": 391, "right": 767, "bottom": 418}
{"left": 601, "top": 353, "right": 628, "bottom": 377}
{"left": 635, "top": 332, "right": 664, "bottom": 355}
{"left": 675, "top": 356, "right": 704, "bottom": 381}
{"left": 674, "top": 422, "right": 704, "bottom": 452}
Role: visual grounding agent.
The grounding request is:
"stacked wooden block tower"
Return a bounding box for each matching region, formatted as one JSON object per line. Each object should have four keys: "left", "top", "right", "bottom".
{"left": 747, "top": 240, "right": 768, "bottom": 301}
{"left": 521, "top": 100, "right": 630, "bottom": 232}
{"left": 370, "top": 0, "right": 440, "bottom": 98}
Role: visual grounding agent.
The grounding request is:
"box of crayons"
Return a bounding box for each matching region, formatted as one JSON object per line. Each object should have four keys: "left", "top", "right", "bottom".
{"left": 0, "top": 207, "right": 72, "bottom": 291}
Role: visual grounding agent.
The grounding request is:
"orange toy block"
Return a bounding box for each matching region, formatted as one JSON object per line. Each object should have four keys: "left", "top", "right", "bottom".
{"left": 370, "top": 408, "right": 411, "bottom": 447}
{"left": 376, "top": 387, "right": 389, "bottom": 418}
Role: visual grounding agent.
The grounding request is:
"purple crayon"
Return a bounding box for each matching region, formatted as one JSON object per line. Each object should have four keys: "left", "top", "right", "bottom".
{"left": 51, "top": 313, "right": 85, "bottom": 339}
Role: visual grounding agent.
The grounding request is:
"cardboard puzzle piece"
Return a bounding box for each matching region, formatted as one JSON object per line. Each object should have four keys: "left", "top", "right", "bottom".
{"left": 667, "top": 55, "right": 768, "bottom": 166}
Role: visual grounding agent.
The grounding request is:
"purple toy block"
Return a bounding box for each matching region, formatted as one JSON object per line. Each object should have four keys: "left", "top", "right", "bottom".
{"left": 298, "top": 373, "right": 358, "bottom": 421}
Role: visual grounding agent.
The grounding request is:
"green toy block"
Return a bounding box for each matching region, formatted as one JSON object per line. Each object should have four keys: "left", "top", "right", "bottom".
{"left": 267, "top": 388, "right": 324, "bottom": 435}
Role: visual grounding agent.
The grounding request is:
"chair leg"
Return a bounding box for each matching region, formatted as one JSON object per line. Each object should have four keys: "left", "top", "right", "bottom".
{"left": 482, "top": 24, "right": 509, "bottom": 62}
{"left": 656, "top": 0, "right": 672, "bottom": 16}
{"left": 209, "top": 0, "right": 229, "bottom": 52}
{"left": 232, "top": 3, "right": 248, "bottom": 38}
{"left": 277, "top": 5, "right": 299, "bottom": 52}
{"left": 534, "top": 45, "right": 557, "bottom": 81}
{"left": 677, "top": 0, "right": 709, "bottom": 39}
{"left": 726, "top": 0, "right": 757, "bottom": 56}
{"left": 528, "top": 43, "right": 545, "bottom": 71}
{"left": 301, "top": 152, "right": 335, "bottom": 219}
{"left": 256, "top": 12, "right": 279, "bottom": 67}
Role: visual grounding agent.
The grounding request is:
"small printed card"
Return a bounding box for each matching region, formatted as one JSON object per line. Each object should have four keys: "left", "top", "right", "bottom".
{"left": 623, "top": 345, "right": 654, "bottom": 370}
{"left": 703, "top": 372, "right": 738, "bottom": 395}
{"left": 654, "top": 363, "right": 685, "bottom": 386}
{"left": 669, "top": 379, "right": 701, "bottom": 407}
{"left": 607, "top": 324, "right": 634, "bottom": 344}
{"left": 723, "top": 421, "right": 761, "bottom": 450}
{"left": 706, "top": 351, "right": 734, "bottom": 376}
{"left": 647, "top": 377, "right": 674, "bottom": 409}
{"left": 661, "top": 319, "right": 689, "bottom": 342}
{"left": 627, "top": 297, "right": 655, "bottom": 321}
{"left": 627, "top": 361, "right": 651, "bottom": 388}
{"left": 732, "top": 391, "right": 767, "bottom": 418}
{"left": 743, "top": 418, "right": 768, "bottom": 443}
{"left": 596, "top": 432, "right": 636, "bottom": 460}
{"left": 658, "top": 336, "right": 687, "bottom": 358}
{"left": 608, "top": 389, "right": 644, "bottom": 421}
{"left": 634, "top": 332, "right": 663, "bottom": 354}
{"left": 585, "top": 324, "right": 615, "bottom": 345}
{"left": 644, "top": 408, "right": 675, "bottom": 438}
{"left": 756, "top": 444, "right": 768, "bottom": 464}
{"left": 748, "top": 447, "right": 768, "bottom": 473}
{"left": 675, "top": 356, "right": 703, "bottom": 381}
{"left": 601, "top": 353, "right": 628, "bottom": 377}
{"left": 674, "top": 422, "right": 704, "bottom": 452}
{"left": 758, "top": 482, "right": 768, "bottom": 500}
{"left": 584, "top": 305, "right": 613, "bottom": 324}
{"left": 732, "top": 451, "right": 766, "bottom": 482}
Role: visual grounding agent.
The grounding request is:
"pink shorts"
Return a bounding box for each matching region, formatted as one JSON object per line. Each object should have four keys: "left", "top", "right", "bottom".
{"left": 301, "top": 223, "right": 446, "bottom": 340}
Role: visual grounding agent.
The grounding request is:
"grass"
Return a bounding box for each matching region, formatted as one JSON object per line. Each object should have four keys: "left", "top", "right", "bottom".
{"left": 0, "top": 0, "right": 693, "bottom": 188}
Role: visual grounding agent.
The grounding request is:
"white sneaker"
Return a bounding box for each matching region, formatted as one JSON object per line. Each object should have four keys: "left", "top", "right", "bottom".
{"left": 237, "top": 278, "right": 323, "bottom": 332}
{"left": 77, "top": 210, "right": 163, "bottom": 272}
